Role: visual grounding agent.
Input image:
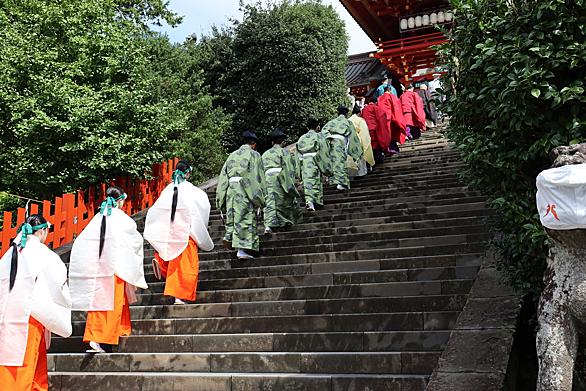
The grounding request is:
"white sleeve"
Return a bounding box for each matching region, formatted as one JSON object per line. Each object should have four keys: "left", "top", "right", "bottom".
{"left": 189, "top": 185, "right": 214, "bottom": 252}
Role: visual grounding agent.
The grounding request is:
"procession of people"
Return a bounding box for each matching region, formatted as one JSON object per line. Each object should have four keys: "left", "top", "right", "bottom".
{"left": 0, "top": 77, "right": 433, "bottom": 387}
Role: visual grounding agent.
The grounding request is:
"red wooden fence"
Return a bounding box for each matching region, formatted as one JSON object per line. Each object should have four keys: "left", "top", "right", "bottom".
{"left": 0, "top": 158, "right": 178, "bottom": 255}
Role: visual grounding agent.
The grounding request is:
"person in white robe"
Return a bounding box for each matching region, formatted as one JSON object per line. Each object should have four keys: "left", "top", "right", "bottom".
{"left": 69, "top": 186, "right": 147, "bottom": 353}
{"left": 0, "top": 214, "right": 72, "bottom": 389}
{"left": 143, "top": 161, "right": 214, "bottom": 305}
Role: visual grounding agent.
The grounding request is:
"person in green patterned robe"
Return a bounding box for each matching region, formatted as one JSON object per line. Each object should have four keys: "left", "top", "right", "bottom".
{"left": 216, "top": 131, "right": 266, "bottom": 259}
{"left": 322, "top": 105, "right": 363, "bottom": 191}
{"left": 262, "top": 128, "right": 302, "bottom": 234}
{"left": 297, "top": 118, "right": 331, "bottom": 211}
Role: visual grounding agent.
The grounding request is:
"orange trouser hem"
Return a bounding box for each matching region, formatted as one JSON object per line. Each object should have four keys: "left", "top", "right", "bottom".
{"left": 83, "top": 275, "right": 131, "bottom": 345}
{"left": 0, "top": 317, "right": 48, "bottom": 391}
{"left": 155, "top": 238, "right": 199, "bottom": 301}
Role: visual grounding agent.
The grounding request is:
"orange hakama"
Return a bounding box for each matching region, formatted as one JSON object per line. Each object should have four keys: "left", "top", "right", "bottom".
{"left": 155, "top": 238, "right": 199, "bottom": 301}
{"left": 0, "top": 317, "right": 48, "bottom": 391}
{"left": 83, "top": 275, "right": 131, "bottom": 345}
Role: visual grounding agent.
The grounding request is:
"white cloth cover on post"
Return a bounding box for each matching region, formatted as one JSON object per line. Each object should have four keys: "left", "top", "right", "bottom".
{"left": 69, "top": 208, "right": 147, "bottom": 311}
{"left": 143, "top": 181, "right": 214, "bottom": 261}
{"left": 0, "top": 235, "right": 72, "bottom": 366}
{"left": 536, "top": 164, "right": 586, "bottom": 230}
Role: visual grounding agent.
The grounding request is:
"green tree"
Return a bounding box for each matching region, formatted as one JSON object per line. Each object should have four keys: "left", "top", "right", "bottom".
{"left": 144, "top": 36, "right": 230, "bottom": 184}
{"left": 196, "top": 0, "right": 349, "bottom": 151}
{"left": 0, "top": 0, "right": 229, "bottom": 198}
{"left": 439, "top": 0, "right": 585, "bottom": 294}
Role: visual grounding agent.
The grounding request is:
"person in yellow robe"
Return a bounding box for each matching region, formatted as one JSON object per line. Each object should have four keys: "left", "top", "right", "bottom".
{"left": 349, "top": 104, "right": 375, "bottom": 175}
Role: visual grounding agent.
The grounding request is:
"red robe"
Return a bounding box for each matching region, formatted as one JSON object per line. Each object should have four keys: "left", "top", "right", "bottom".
{"left": 373, "top": 103, "right": 391, "bottom": 151}
{"left": 361, "top": 103, "right": 381, "bottom": 150}
{"left": 400, "top": 90, "right": 426, "bottom": 129}
{"left": 361, "top": 103, "right": 378, "bottom": 131}
{"left": 377, "top": 93, "right": 407, "bottom": 147}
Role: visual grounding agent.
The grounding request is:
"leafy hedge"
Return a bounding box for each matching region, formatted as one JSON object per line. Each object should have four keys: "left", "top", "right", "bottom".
{"left": 440, "top": 0, "right": 585, "bottom": 294}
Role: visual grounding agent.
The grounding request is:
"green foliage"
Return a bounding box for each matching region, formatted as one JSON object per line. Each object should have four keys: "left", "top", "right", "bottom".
{"left": 0, "top": 0, "right": 228, "bottom": 198}
{"left": 439, "top": 0, "right": 585, "bottom": 295}
{"left": 0, "top": 192, "right": 24, "bottom": 225}
{"left": 195, "top": 0, "right": 349, "bottom": 151}
{"left": 144, "top": 36, "right": 230, "bottom": 184}
{"left": 0, "top": 192, "right": 23, "bottom": 214}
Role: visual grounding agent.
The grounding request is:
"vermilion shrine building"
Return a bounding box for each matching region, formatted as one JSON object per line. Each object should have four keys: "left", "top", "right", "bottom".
{"left": 341, "top": 0, "right": 453, "bottom": 97}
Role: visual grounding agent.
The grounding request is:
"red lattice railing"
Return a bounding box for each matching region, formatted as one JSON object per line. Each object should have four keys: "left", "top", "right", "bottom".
{"left": 0, "top": 158, "right": 178, "bottom": 255}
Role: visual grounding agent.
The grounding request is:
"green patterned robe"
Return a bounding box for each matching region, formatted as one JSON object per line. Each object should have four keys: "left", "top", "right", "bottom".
{"left": 262, "top": 145, "right": 302, "bottom": 228}
{"left": 321, "top": 115, "right": 363, "bottom": 188}
{"left": 297, "top": 130, "right": 330, "bottom": 205}
{"left": 216, "top": 145, "right": 266, "bottom": 251}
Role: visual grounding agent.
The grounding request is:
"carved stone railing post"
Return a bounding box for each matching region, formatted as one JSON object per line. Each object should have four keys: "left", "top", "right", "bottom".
{"left": 536, "top": 143, "right": 586, "bottom": 391}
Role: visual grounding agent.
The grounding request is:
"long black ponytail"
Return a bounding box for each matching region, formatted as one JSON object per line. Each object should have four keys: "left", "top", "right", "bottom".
{"left": 9, "top": 242, "right": 18, "bottom": 291}
{"left": 9, "top": 214, "right": 48, "bottom": 291}
{"left": 99, "top": 186, "right": 125, "bottom": 258}
{"left": 171, "top": 161, "right": 192, "bottom": 222}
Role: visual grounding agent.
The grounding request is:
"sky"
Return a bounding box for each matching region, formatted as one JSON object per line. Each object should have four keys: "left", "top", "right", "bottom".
{"left": 152, "top": 0, "right": 377, "bottom": 55}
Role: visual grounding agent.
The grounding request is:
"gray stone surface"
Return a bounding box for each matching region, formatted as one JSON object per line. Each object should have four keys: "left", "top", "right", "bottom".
{"left": 426, "top": 254, "right": 522, "bottom": 391}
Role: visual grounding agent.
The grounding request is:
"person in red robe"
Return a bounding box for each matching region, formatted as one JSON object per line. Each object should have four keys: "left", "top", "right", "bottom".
{"left": 376, "top": 87, "right": 407, "bottom": 155}
{"left": 361, "top": 97, "right": 385, "bottom": 164}
{"left": 400, "top": 84, "right": 426, "bottom": 140}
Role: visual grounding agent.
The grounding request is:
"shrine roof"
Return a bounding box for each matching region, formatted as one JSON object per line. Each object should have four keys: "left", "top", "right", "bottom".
{"left": 339, "top": 0, "right": 450, "bottom": 42}
{"left": 345, "top": 52, "right": 388, "bottom": 87}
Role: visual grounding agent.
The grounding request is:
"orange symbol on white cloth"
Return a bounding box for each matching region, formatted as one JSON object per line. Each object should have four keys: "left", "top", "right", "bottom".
{"left": 545, "top": 204, "right": 560, "bottom": 221}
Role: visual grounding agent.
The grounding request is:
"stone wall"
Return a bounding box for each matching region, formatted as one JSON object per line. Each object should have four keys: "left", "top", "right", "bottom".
{"left": 426, "top": 252, "right": 522, "bottom": 391}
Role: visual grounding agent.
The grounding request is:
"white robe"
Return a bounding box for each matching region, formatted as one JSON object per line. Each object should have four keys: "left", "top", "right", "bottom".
{"left": 69, "top": 208, "right": 147, "bottom": 311}
{"left": 0, "top": 235, "right": 72, "bottom": 366}
{"left": 536, "top": 164, "right": 586, "bottom": 230}
{"left": 143, "top": 181, "right": 214, "bottom": 261}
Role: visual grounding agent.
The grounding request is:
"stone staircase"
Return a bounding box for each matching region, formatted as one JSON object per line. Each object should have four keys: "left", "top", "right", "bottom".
{"left": 48, "top": 130, "right": 489, "bottom": 391}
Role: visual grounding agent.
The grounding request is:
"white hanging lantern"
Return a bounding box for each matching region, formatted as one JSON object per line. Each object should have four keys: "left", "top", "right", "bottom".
{"left": 445, "top": 11, "right": 454, "bottom": 22}
{"left": 422, "top": 14, "right": 430, "bottom": 25}
{"left": 415, "top": 16, "right": 422, "bottom": 27}
{"left": 430, "top": 13, "right": 438, "bottom": 24}
{"left": 400, "top": 18, "right": 408, "bottom": 30}
{"left": 438, "top": 11, "right": 445, "bottom": 23}
{"left": 407, "top": 17, "right": 415, "bottom": 29}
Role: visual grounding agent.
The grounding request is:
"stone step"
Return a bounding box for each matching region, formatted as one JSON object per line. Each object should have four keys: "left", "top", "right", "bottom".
{"left": 141, "top": 242, "right": 487, "bottom": 278}
{"left": 49, "top": 372, "right": 429, "bottom": 391}
{"left": 204, "top": 169, "right": 468, "bottom": 207}
{"left": 194, "top": 253, "right": 484, "bottom": 282}
{"left": 196, "top": 232, "right": 488, "bottom": 264}
{"left": 70, "top": 293, "right": 469, "bottom": 322}
{"left": 206, "top": 186, "right": 482, "bottom": 222}
{"left": 139, "top": 197, "right": 490, "bottom": 251}
{"left": 69, "top": 311, "right": 459, "bottom": 336}
{"left": 138, "top": 252, "right": 484, "bottom": 285}
{"left": 137, "top": 197, "right": 490, "bottom": 257}
{"left": 48, "top": 351, "right": 440, "bottom": 375}
{"left": 197, "top": 227, "right": 488, "bottom": 261}
{"left": 51, "top": 330, "right": 453, "bottom": 354}
{"left": 133, "top": 279, "right": 474, "bottom": 306}
{"left": 206, "top": 181, "right": 471, "bottom": 224}
{"left": 207, "top": 200, "right": 489, "bottom": 234}
{"left": 206, "top": 215, "right": 488, "bottom": 248}
{"left": 206, "top": 192, "right": 486, "bottom": 230}
{"left": 203, "top": 168, "right": 465, "bottom": 198}
{"left": 210, "top": 216, "right": 487, "bottom": 248}
{"left": 143, "top": 265, "right": 479, "bottom": 293}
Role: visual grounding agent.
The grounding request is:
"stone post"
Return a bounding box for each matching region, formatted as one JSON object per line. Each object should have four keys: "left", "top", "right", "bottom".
{"left": 536, "top": 144, "right": 586, "bottom": 391}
